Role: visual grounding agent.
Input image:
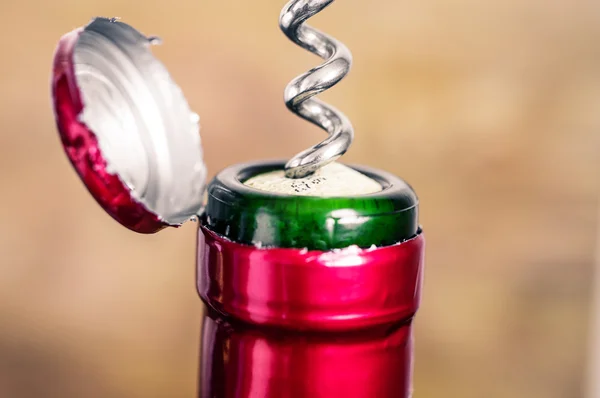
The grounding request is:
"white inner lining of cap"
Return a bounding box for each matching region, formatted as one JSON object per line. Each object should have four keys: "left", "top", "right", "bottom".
{"left": 73, "top": 18, "right": 206, "bottom": 224}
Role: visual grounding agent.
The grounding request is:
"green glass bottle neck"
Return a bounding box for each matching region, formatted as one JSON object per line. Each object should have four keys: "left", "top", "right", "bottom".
{"left": 202, "top": 161, "right": 419, "bottom": 250}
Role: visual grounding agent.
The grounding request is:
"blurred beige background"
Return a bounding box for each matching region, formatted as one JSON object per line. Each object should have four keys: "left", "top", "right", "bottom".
{"left": 1, "top": 1, "right": 599, "bottom": 397}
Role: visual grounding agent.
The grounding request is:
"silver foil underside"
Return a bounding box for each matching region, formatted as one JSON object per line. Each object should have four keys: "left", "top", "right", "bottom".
{"left": 73, "top": 17, "right": 206, "bottom": 225}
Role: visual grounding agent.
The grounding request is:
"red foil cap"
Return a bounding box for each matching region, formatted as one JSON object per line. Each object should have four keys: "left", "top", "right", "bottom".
{"left": 51, "top": 18, "right": 206, "bottom": 233}
{"left": 197, "top": 226, "right": 425, "bottom": 332}
{"left": 52, "top": 26, "right": 165, "bottom": 233}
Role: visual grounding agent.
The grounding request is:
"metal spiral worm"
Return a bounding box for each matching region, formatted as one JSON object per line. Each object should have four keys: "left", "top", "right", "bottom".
{"left": 280, "top": 0, "right": 354, "bottom": 179}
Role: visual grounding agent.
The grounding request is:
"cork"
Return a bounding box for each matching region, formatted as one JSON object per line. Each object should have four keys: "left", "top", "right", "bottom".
{"left": 243, "top": 162, "right": 382, "bottom": 197}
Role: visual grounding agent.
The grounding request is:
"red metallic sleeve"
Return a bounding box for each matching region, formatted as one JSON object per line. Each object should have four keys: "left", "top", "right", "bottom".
{"left": 196, "top": 226, "right": 425, "bottom": 398}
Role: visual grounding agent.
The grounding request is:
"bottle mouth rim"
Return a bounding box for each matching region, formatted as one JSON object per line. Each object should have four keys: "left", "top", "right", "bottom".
{"left": 203, "top": 160, "right": 419, "bottom": 250}
{"left": 218, "top": 159, "right": 419, "bottom": 205}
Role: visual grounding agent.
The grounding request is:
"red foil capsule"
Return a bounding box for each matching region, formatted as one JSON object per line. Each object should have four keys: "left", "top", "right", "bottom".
{"left": 52, "top": 26, "right": 166, "bottom": 233}
{"left": 197, "top": 226, "right": 425, "bottom": 397}
{"left": 51, "top": 18, "right": 206, "bottom": 233}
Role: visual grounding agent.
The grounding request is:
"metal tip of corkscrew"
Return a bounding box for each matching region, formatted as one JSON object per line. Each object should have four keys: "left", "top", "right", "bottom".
{"left": 280, "top": 0, "right": 354, "bottom": 179}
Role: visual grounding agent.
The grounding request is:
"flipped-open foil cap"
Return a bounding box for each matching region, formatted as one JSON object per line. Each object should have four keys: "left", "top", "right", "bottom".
{"left": 51, "top": 17, "right": 206, "bottom": 233}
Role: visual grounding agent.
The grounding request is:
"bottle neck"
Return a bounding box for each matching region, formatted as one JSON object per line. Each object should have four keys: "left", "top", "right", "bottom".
{"left": 198, "top": 309, "right": 415, "bottom": 398}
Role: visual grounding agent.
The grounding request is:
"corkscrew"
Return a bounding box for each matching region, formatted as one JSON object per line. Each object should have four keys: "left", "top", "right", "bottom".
{"left": 280, "top": 0, "right": 354, "bottom": 179}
